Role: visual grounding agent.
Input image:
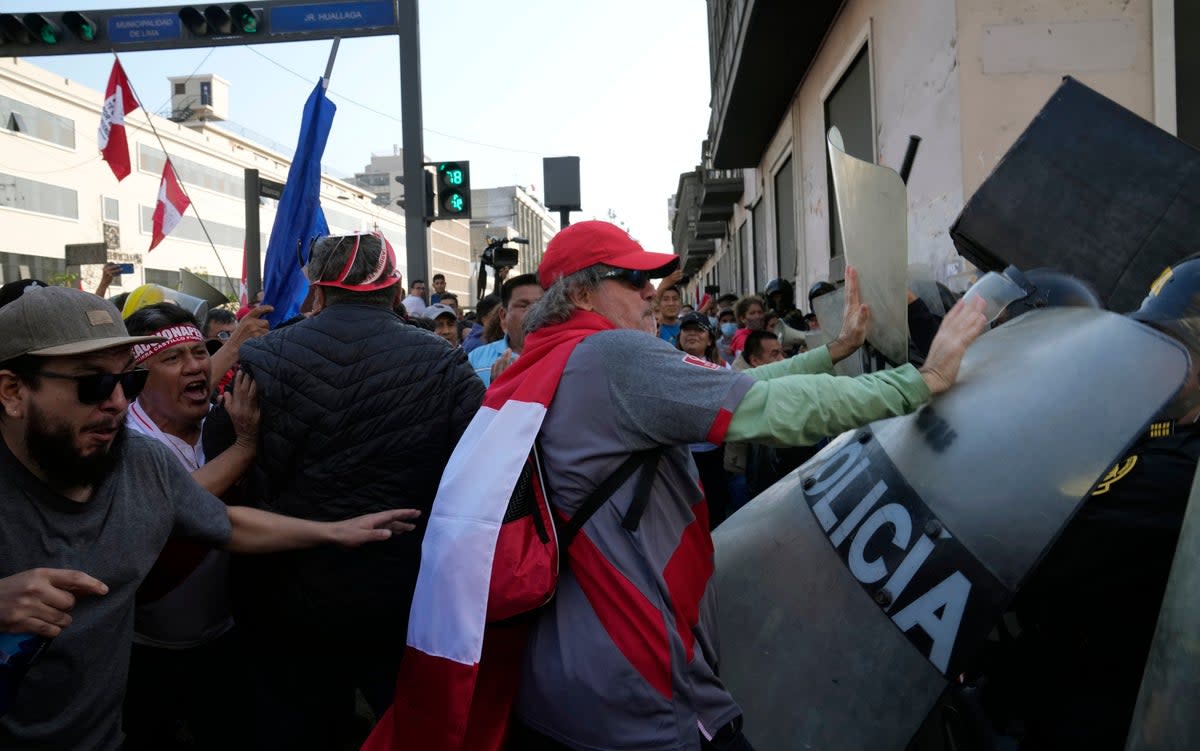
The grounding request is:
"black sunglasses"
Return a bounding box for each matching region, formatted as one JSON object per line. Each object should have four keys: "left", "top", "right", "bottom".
{"left": 600, "top": 268, "right": 653, "bottom": 290}
{"left": 36, "top": 369, "right": 150, "bottom": 405}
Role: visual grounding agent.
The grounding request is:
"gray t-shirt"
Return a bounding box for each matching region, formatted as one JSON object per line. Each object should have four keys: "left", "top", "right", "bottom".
{"left": 516, "top": 330, "right": 755, "bottom": 750}
{"left": 0, "top": 431, "right": 232, "bottom": 751}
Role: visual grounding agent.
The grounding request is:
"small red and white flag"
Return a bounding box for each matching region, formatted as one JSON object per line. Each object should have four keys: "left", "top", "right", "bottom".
{"left": 98, "top": 59, "right": 139, "bottom": 182}
{"left": 149, "top": 162, "right": 190, "bottom": 251}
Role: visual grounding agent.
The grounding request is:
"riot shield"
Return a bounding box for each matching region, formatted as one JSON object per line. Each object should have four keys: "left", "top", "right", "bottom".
{"left": 828, "top": 126, "right": 910, "bottom": 365}
{"left": 714, "top": 307, "right": 1189, "bottom": 750}
{"left": 809, "top": 287, "right": 864, "bottom": 377}
{"left": 180, "top": 269, "right": 232, "bottom": 310}
{"left": 951, "top": 77, "right": 1200, "bottom": 313}
{"left": 1125, "top": 465, "right": 1200, "bottom": 750}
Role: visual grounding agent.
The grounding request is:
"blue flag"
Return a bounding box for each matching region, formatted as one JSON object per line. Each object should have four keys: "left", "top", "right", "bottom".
{"left": 261, "top": 80, "right": 335, "bottom": 327}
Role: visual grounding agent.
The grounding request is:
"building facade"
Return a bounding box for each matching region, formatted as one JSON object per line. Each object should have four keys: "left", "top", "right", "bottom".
{"left": 0, "top": 57, "right": 471, "bottom": 302}
{"left": 674, "top": 0, "right": 1193, "bottom": 301}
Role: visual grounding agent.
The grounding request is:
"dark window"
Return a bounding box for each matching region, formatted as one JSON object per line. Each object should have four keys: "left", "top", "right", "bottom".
{"left": 774, "top": 155, "right": 797, "bottom": 284}
{"left": 200, "top": 81, "right": 212, "bottom": 107}
{"left": 824, "top": 45, "right": 873, "bottom": 259}
{"left": 174, "top": 82, "right": 186, "bottom": 95}
{"left": 1177, "top": 1, "right": 1200, "bottom": 148}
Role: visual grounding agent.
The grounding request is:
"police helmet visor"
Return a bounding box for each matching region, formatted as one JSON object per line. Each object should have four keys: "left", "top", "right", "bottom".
{"left": 962, "top": 271, "right": 1027, "bottom": 324}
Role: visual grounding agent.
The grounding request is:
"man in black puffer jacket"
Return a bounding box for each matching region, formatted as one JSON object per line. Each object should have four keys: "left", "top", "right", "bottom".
{"left": 233, "top": 232, "right": 484, "bottom": 750}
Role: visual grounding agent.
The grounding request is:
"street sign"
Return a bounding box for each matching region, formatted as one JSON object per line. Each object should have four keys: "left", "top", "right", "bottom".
{"left": 270, "top": 1, "right": 395, "bottom": 35}
{"left": 107, "top": 12, "right": 182, "bottom": 45}
{"left": 258, "top": 178, "right": 286, "bottom": 200}
{"left": 64, "top": 242, "right": 108, "bottom": 266}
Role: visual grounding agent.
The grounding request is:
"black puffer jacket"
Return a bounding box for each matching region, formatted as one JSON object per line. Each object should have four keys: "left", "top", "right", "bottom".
{"left": 232, "top": 303, "right": 484, "bottom": 643}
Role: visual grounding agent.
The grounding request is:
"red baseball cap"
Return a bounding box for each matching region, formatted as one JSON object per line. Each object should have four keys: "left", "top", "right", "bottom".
{"left": 537, "top": 220, "right": 678, "bottom": 289}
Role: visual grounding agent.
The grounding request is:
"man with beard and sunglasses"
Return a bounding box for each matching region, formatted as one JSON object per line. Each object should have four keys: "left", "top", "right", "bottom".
{"left": 0, "top": 287, "right": 422, "bottom": 751}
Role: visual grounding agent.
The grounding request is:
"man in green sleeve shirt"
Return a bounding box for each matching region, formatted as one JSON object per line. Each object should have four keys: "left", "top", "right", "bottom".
{"left": 510, "top": 220, "right": 987, "bottom": 751}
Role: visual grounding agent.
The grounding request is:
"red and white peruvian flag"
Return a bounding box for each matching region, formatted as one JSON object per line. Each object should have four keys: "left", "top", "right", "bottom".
{"left": 149, "top": 162, "right": 190, "bottom": 251}
{"left": 98, "top": 59, "right": 139, "bottom": 181}
{"left": 362, "top": 311, "right": 616, "bottom": 751}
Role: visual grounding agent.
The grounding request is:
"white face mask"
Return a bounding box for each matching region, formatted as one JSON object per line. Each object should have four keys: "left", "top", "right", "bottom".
{"left": 720, "top": 322, "right": 737, "bottom": 338}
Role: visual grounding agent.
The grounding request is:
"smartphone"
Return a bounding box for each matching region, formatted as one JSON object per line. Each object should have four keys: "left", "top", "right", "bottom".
{"left": 116, "top": 263, "right": 135, "bottom": 274}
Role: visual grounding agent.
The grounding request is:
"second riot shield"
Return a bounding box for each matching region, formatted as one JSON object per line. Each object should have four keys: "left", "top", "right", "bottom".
{"left": 828, "top": 126, "right": 910, "bottom": 365}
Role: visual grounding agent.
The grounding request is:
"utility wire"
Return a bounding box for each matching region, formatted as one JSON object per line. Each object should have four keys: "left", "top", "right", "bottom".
{"left": 243, "top": 45, "right": 555, "bottom": 157}
{"left": 113, "top": 51, "right": 238, "bottom": 297}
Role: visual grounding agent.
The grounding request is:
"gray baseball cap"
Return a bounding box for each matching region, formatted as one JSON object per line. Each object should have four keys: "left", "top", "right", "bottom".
{"left": 423, "top": 303, "right": 457, "bottom": 320}
{"left": 0, "top": 286, "right": 164, "bottom": 362}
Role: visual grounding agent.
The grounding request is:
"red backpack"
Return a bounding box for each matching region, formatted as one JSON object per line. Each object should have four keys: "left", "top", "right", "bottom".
{"left": 486, "top": 444, "right": 663, "bottom": 622}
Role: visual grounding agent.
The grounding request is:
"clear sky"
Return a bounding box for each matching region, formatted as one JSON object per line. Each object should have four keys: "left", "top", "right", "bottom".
{"left": 20, "top": 1, "right": 713, "bottom": 251}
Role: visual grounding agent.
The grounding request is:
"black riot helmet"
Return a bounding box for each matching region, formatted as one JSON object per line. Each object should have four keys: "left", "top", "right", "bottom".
{"left": 808, "top": 281, "right": 836, "bottom": 311}
{"left": 1130, "top": 254, "right": 1200, "bottom": 421}
{"left": 764, "top": 278, "right": 795, "bottom": 313}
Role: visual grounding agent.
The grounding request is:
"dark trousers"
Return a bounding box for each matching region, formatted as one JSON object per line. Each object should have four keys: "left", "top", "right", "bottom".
{"left": 122, "top": 628, "right": 251, "bottom": 751}
{"left": 241, "top": 630, "right": 401, "bottom": 751}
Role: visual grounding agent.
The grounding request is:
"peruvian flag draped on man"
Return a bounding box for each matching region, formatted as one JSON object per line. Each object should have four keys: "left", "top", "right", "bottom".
{"left": 98, "top": 59, "right": 139, "bottom": 181}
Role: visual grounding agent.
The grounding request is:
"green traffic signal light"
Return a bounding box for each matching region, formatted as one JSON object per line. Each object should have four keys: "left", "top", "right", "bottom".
{"left": 230, "top": 4, "right": 259, "bottom": 33}
{"left": 62, "top": 12, "right": 97, "bottom": 42}
{"left": 24, "top": 14, "right": 59, "bottom": 44}
{"left": 443, "top": 191, "right": 465, "bottom": 214}
{"left": 438, "top": 162, "right": 463, "bottom": 189}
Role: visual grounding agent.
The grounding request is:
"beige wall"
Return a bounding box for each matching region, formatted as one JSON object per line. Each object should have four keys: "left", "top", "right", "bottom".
{"left": 956, "top": 0, "right": 1154, "bottom": 199}
{"left": 788, "top": 0, "right": 967, "bottom": 290}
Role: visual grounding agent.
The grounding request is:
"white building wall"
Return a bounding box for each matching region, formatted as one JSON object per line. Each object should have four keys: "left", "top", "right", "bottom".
{"left": 0, "top": 57, "right": 405, "bottom": 296}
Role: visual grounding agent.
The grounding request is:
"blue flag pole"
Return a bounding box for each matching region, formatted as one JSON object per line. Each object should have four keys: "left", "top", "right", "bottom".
{"left": 260, "top": 59, "right": 337, "bottom": 327}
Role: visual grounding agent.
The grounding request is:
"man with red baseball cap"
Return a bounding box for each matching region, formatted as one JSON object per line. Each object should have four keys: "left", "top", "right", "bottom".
{"left": 381, "top": 220, "right": 989, "bottom": 751}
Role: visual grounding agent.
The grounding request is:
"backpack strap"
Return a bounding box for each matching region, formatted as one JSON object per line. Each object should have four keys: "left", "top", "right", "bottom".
{"left": 558, "top": 448, "right": 663, "bottom": 549}
{"left": 621, "top": 451, "right": 662, "bottom": 532}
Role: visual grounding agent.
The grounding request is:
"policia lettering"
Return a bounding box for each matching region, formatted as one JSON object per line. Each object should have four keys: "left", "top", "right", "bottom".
{"left": 802, "top": 434, "right": 1008, "bottom": 676}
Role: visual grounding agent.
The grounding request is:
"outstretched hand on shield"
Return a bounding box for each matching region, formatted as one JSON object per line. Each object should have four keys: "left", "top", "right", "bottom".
{"left": 828, "top": 266, "right": 871, "bottom": 364}
{"left": 919, "top": 296, "right": 988, "bottom": 396}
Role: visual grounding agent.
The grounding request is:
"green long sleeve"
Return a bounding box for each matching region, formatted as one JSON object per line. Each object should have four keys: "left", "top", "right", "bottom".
{"left": 726, "top": 362, "right": 931, "bottom": 447}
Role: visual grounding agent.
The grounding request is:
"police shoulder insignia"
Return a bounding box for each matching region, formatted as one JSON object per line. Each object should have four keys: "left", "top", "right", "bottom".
{"left": 1092, "top": 455, "right": 1138, "bottom": 496}
{"left": 681, "top": 354, "right": 720, "bottom": 370}
{"left": 1148, "top": 420, "right": 1174, "bottom": 439}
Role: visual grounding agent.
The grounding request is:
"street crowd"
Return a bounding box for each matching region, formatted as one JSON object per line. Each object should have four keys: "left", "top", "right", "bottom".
{"left": 0, "top": 220, "right": 1196, "bottom": 751}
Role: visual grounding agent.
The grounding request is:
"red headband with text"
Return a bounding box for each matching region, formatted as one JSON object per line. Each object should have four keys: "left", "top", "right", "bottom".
{"left": 131, "top": 324, "right": 205, "bottom": 364}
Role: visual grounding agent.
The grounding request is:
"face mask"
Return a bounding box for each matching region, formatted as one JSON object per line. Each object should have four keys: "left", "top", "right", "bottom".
{"left": 720, "top": 322, "right": 737, "bottom": 338}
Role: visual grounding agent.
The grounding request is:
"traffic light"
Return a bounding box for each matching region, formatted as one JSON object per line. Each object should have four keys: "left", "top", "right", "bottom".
{"left": 435, "top": 161, "right": 471, "bottom": 219}
{"left": 179, "top": 5, "right": 260, "bottom": 37}
{"left": 0, "top": 12, "right": 97, "bottom": 47}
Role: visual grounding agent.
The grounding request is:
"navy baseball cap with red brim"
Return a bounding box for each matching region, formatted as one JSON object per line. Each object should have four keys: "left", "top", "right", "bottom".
{"left": 537, "top": 220, "right": 679, "bottom": 289}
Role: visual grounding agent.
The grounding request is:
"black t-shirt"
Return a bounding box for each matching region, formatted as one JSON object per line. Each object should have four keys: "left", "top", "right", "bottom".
{"left": 981, "top": 424, "right": 1200, "bottom": 749}
{"left": 0, "top": 432, "right": 231, "bottom": 750}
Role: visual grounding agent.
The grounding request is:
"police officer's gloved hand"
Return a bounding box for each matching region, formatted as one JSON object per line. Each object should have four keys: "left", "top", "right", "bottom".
{"left": 702, "top": 716, "right": 756, "bottom": 751}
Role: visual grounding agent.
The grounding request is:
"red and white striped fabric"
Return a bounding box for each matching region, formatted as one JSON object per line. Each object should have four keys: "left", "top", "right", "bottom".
{"left": 98, "top": 59, "right": 139, "bottom": 182}
{"left": 149, "top": 162, "right": 190, "bottom": 251}
{"left": 362, "top": 311, "right": 615, "bottom": 751}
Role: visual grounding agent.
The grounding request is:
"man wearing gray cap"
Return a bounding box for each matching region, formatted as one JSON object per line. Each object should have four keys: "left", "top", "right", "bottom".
{"left": 0, "top": 287, "right": 421, "bottom": 751}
